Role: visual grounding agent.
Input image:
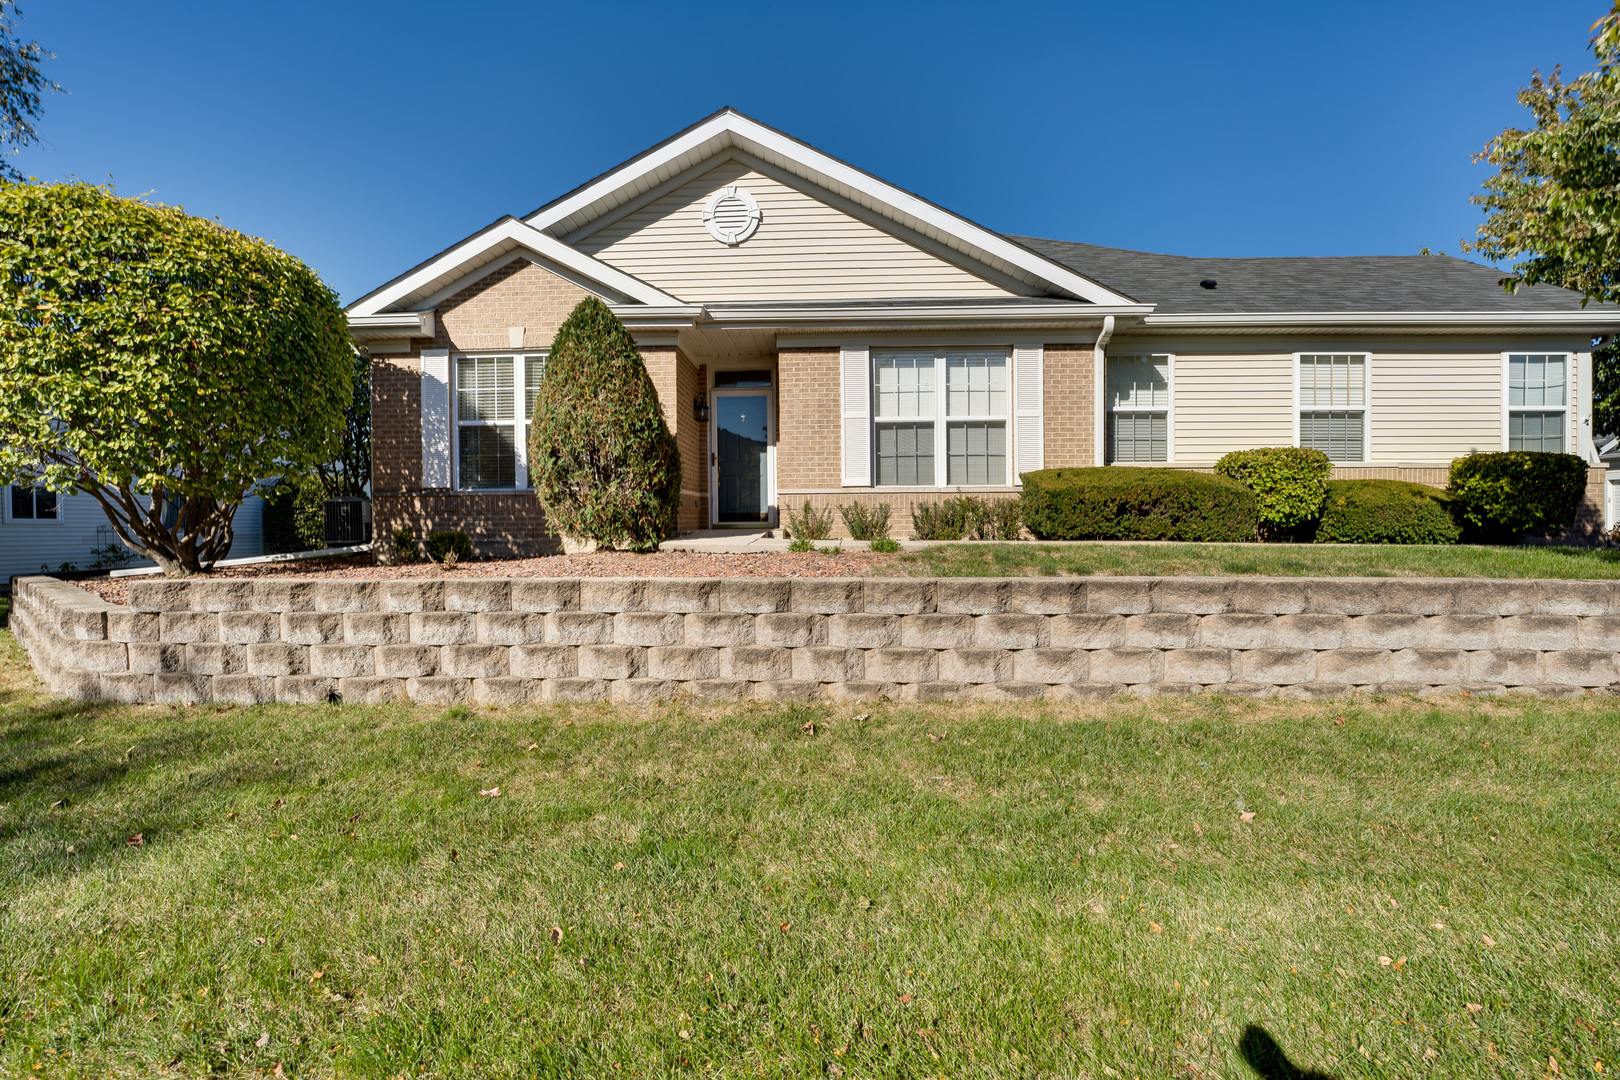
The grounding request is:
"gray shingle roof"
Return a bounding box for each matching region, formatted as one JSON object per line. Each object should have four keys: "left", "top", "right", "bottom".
{"left": 1010, "top": 236, "right": 1597, "bottom": 314}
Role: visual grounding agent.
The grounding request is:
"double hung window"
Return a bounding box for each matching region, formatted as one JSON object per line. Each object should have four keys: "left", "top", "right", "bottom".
{"left": 873, "top": 348, "right": 1008, "bottom": 486}
{"left": 1298, "top": 354, "right": 1366, "bottom": 462}
{"left": 454, "top": 354, "right": 546, "bottom": 489}
{"left": 1106, "top": 355, "right": 1170, "bottom": 463}
{"left": 1506, "top": 353, "right": 1567, "bottom": 452}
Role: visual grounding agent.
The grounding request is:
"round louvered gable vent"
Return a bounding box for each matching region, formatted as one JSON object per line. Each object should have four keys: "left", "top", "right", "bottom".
{"left": 703, "top": 185, "right": 761, "bottom": 246}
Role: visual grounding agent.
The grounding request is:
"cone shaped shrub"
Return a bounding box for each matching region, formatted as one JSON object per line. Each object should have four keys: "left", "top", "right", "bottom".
{"left": 528, "top": 297, "right": 681, "bottom": 551}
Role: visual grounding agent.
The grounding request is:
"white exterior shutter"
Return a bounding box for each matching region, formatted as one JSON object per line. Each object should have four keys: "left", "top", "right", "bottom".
{"left": 841, "top": 346, "right": 871, "bottom": 486}
{"left": 1013, "top": 343, "right": 1044, "bottom": 483}
{"left": 420, "top": 348, "right": 452, "bottom": 489}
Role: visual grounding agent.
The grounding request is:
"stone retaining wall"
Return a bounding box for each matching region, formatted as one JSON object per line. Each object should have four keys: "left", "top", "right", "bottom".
{"left": 12, "top": 575, "right": 1620, "bottom": 705}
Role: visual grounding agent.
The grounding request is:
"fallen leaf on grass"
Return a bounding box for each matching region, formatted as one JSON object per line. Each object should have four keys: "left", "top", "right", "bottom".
{"left": 310, "top": 971, "right": 323, "bottom": 981}
{"left": 255, "top": 1033, "right": 270, "bottom": 1049}
{"left": 1240, "top": 811, "right": 1256, "bottom": 822}
{"left": 613, "top": 861, "right": 626, "bottom": 871}
{"left": 1378, "top": 956, "right": 1393, "bottom": 966}
{"left": 678, "top": 1029, "right": 691, "bottom": 1040}
{"left": 852, "top": 714, "right": 868, "bottom": 721}
{"left": 1192, "top": 822, "right": 1204, "bottom": 837}
{"left": 1150, "top": 922, "right": 1163, "bottom": 933}
{"left": 1481, "top": 934, "right": 1496, "bottom": 947}
{"left": 1432, "top": 921, "right": 1446, "bottom": 929}
{"left": 1466, "top": 1003, "right": 1484, "bottom": 1014}
{"left": 449, "top": 849, "right": 459, "bottom": 861}
{"left": 857, "top": 896, "right": 871, "bottom": 909}
{"left": 525, "top": 743, "right": 538, "bottom": 751}
{"left": 126, "top": 834, "right": 144, "bottom": 847}
{"left": 253, "top": 937, "right": 266, "bottom": 946}
{"left": 550, "top": 926, "right": 563, "bottom": 945}
{"left": 800, "top": 720, "right": 816, "bottom": 734}
{"left": 1335, "top": 715, "right": 1346, "bottom": 725}
{"left": 898, "top": 993, "right": 912, "bottom": 1003}
{"left": 1393, "top": 957, "right": 1407, "bottom": 971}
{"left": 779, "top": 922, "right": 792, "bottom": 932}
{"left": 479, "top": 787, "right": 500, "bottom": 798}
{"left": 1424, "top": 1047, "right": 1438, "bottom": 1060}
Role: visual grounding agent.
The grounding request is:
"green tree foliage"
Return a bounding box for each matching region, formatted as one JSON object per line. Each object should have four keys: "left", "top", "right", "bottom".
{"left": 0, "top": 3, "right": 59, "bottom": 181}
{"left": 1214, "top": 446, "right": 1334, "bottom": 538}
{"left": 528, "top": 297, "right": 681, "bottom": 551}
{"left": 0, "top": 182, "right": 353, "bottom": 574}
{"left": 314, "top": 347, "right": 370, "bottom": 499}
{"left": 1466, "top": 4, "right": 1620, "bottom": 433}
{"left": 1448, "top": 451, "right": 1589, "bottom": 541}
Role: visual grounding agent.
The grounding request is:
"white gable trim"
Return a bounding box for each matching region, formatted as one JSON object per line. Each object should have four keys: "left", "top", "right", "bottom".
{"left": 524, "top": 110, "right": 1139, "bottom": 307}
{"left": 347, "top": 217, "right": 688, "bottom": 316}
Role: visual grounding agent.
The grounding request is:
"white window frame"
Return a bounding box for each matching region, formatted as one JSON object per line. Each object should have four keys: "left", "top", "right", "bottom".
{"left": 1501, "top": 351, "right": 1571, "bottom": 453}
{"left": 1293, "top": 352, "right": 1371, "bottom": 465}
{"left": 450, "top": 352, "right": 546, "bottom": 492}
{"left": 4, "top": 485, "right": 63, "bottom": 524}
{"left": 871, "top": 347, "right": 1013, "bottom": 488}
{"left": 1104, "top": 352, "right": 1174, "bottom": 465}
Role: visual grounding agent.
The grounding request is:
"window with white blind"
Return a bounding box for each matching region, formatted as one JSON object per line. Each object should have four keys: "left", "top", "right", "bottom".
{"left": 873, "top": 348, "right": 1008, "bottom": 486}
{"left": 1297, "top": 353, "right": 1367, "bottom": 462}
{"left": 1506, "top": 353, "right": 1567, "bottom": 452}
{"left": 1106, "top": 355, "right": 1170, "bottom": 463}
{"left": 454, "top": 354, "right": 546, "bottom": 490}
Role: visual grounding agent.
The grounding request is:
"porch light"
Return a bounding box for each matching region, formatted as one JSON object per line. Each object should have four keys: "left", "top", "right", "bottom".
{"left": 693, "top": 395, "right": 710, "bottom": 423}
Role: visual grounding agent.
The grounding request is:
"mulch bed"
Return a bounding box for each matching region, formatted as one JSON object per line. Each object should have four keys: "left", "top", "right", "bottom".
{"left": 73, "top": 550, "right": 903, "bottom": 607}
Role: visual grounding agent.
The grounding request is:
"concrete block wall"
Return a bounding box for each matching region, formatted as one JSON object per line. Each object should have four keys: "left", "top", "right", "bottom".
{"left": 13, "top": 575, "right": 1620, "bottom": 705}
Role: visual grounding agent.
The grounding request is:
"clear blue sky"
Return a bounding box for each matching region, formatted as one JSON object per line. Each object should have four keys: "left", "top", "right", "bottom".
{"left": 15, "top": 1, "right": 1611, "bottom": 303}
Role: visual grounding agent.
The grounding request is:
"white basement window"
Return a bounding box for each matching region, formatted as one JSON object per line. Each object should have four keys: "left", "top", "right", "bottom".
{"left": 1106, "top": 355, "right": 1170, "bottom": 463}
{"left": 1298, "top": 353, "right": 1367, "bottom": 463}
{"left": 1506, "top": 353, "right": 1567, "bottom": 452}
{"left": 873, "top": 348, "right": 1008, "bottom": 486}
{"left": 454, "top": 353, "right": 546, "bottom": 490}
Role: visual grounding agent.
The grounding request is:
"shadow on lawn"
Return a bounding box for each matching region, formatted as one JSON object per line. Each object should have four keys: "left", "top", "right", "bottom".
{"left": 1239, "top": 1025, "right": 1337, "bottom": 1080}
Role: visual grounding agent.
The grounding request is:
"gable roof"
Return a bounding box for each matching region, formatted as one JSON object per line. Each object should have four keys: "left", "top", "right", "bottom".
{"left": 521, "top": 108, "right": 1138, "bottom": 307}
{"left": 1014, "top": 238, "right": 1598, "bottom": 316}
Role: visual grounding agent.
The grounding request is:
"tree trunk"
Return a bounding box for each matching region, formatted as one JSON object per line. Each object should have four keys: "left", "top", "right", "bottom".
{"left": 83, "top": 481, "right": 239, "bottom": 576}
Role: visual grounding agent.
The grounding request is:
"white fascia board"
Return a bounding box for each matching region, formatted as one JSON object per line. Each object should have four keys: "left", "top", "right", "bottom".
{"left": 608, "top": 304, "right": 706, "bottom": 330}
{"left": 347, "top": 311, "right": 436, "bottom": 338}
{"left": 523, "top": 112, "right": 1139, "bottom": 307}
{"left": 1142, "top": 311, "right": 1620, "bottom": 329}
{"left": 701, "top": 302, "right": 1150, "bottom": 330}
{"left": 347, "top": 218, "right": 686, "bottom": 316}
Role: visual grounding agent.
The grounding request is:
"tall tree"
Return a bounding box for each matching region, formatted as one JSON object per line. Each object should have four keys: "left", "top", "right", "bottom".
{"left": 1465, "top": 4, "right": 1620, "bottom": 435}
{"left": 0, "top": 2, "right": 59, "bottom": 181}
{"left": 0, "top": 182, "right": 353, "bottom": 575}
{"left": 314, "top": 347, "right": 371, "bottom": 499}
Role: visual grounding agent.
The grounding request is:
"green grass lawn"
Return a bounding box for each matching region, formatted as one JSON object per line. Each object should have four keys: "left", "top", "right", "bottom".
{"left": 890, "top": 542, "right": 1620, "bottom": 580}
{"left": 1, "top": 633, "right": 1618, "bottom": 1079}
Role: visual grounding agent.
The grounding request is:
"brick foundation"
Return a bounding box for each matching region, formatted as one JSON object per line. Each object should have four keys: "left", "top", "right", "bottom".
{"left": 17, "top": 575, "right": 1620, "bottom": 705}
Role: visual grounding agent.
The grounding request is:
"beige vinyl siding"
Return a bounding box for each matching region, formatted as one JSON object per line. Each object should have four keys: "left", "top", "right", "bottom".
{"left": 1170, "top": 353, "right": 1295, "bottom": 465}
{"left": 575, "top": 159, "right": 1015, "bottom": 303}
{"left": 1370, "top": 353, "right": 1502, "bottom": 463}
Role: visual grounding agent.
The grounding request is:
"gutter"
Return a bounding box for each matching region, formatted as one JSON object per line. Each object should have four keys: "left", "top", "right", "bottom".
{"left": 1093, "top": 315, "right": 1115, "bottom": 467}
{"left": 346, "top": 311, "right": 435, "bottom": 341}
{"left": 1140, "top": 311, "right": 1620, "bottom": 330}
{"left": 699, "top": 302, "right": 1152, "bottom": 330}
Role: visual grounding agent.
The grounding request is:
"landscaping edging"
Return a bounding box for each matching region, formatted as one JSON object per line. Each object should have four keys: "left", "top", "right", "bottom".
{"left": 13, "top": 575, "right": 1620, "bottom": 704}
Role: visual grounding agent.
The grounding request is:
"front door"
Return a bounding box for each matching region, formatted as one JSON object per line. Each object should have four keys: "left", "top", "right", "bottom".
{"left": 714, "top": 392, "right": 770, "bottom": 523}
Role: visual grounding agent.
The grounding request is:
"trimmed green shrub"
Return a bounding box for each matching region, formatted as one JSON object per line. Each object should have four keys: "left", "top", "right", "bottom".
{"left": 1448, "top": 451, "right": 1588, "bottom": 541}
{"left": 1314, "top": 480, "right": 1461, "bottom": 545}
{"left": 839, "top": 502, "right": 892, "bottom": 541}
{"left": 1214, "top": 447, "right": 1333, "bottom": 538}
{"left": 529, "top": 297, "right": 681, "bottom": 552}
{"left": 785, "top": 501, "right": 834, "bottom": 541}
{"left": 391, "top": 526, "right": 420, "bottom": 564}
{"left": 972, "top": 497, "right": 1023, "bottom": 540}
{"left": 869, "top": 536, "right": 901, "bottom": 553}
{"left": 787, "top": 537, "right": 814, "bottom": 553}
{"left": 1021, "top": 468, "right": 1258, "bottom": 541}
{"left": 426, "top": 530, "right": 473, "bottom": 563}
{"left": 910, "top": 496, "right": 974, "bottom": 540}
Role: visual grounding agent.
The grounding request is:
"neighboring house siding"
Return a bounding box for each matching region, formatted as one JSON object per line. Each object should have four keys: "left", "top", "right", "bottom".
{"left": 1370, "top": 352, "right": 1501, "bottom": 463}
{"left": 1170, "top": 352, "right": 1295, "bottom": 465}
{"left": 575, "top": 159, "right": 1016, "bottom": 303}
{"left": 0, "top": 492, "right": 264, "bottom": 581}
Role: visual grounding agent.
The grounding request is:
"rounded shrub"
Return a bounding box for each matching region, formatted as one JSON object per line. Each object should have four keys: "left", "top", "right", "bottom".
{"left": 1021, "top": 468, "right": 1257, "bottom": 541}
{"left": 528, "top": 297, "right": 682, "bottom": 552}
{"left": 1448, "top": 451, "right": 1588, "bottom": 541}
{"left": 1313, "top": 479, "right": 1460, "bottom": 544}
{"left": 1214, "top": 447, "right": 1333, "bottom": 538}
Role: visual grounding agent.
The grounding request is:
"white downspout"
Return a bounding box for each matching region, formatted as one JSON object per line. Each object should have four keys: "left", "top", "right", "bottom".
{"left": 1093, "top": 315, "right": 1115, "bottom": 467}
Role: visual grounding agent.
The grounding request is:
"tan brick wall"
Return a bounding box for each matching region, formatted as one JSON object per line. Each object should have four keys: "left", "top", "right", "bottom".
{"left": 1043, "top": 344, "right": 1095, "bottom": 468}
{"left": 674, "top": 352, "right": 708, "bottom": 529}
{"left": 435, "top": 258, "right": 594, "bottom": 352}
{"left": 777, "top": 347, "right": 842, "bottom": 491}
{"left": 374, "top": 492, "right": 559, "bottom": 558}
{"left": 372, "top": 354, "right": 422, "bottom": 494}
